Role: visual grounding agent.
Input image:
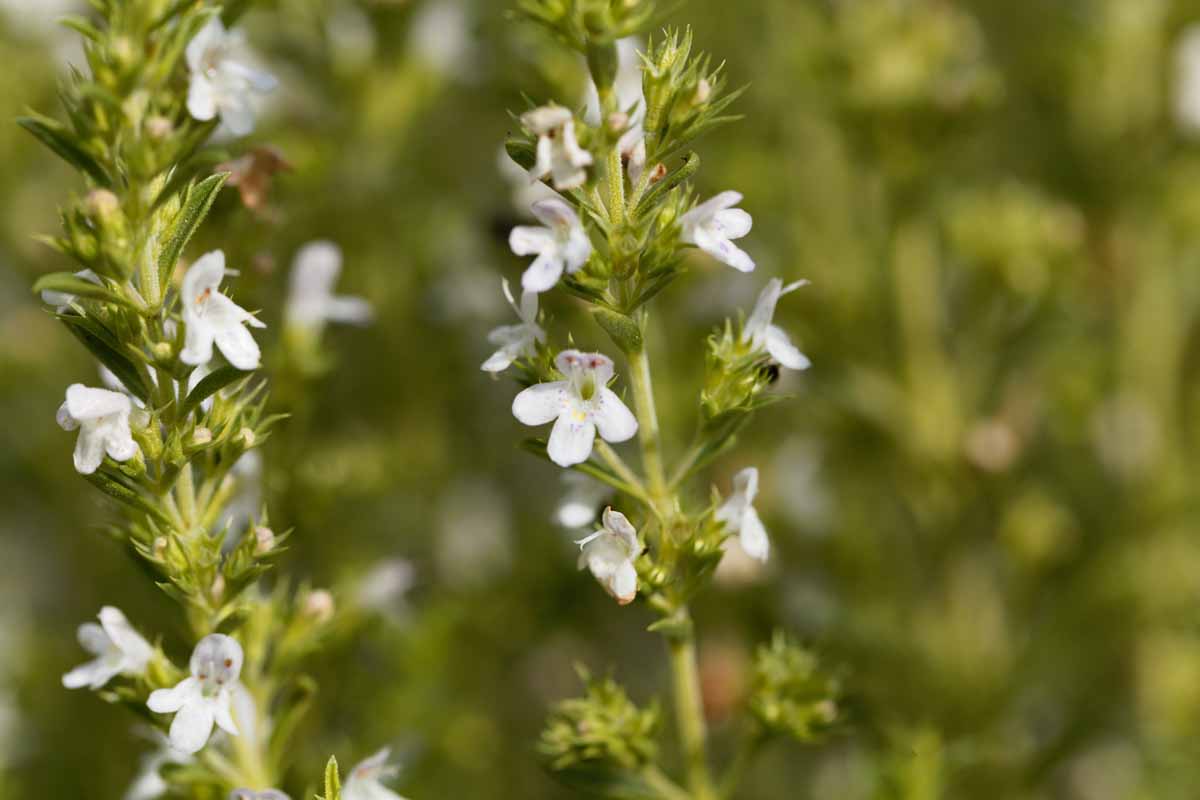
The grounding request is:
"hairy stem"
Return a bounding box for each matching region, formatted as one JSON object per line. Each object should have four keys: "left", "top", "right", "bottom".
{"left": 668, "top": 617, "right": 717, "bottom": 800}
{"left": 627, "top": 345, "right": 667, "bottom": 507}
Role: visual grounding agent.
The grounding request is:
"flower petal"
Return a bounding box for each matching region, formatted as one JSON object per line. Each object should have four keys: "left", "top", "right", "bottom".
{"left": 611, "top": 559, "right": 638, "bottom": 604}
{"left": 547, "top": 414, "right": 596, "bottom": 467}
{"left": 187, "top": 76, "right": 217, "bottom": 122}
{"left": 738, "top": 506, "right": 770, "bottom": 563}
{"left": 148, "top": 678, "right": 199, "bottom": 714}
{"left": 182, "top": 251, "right": 227, "bottom": 303}
{"left": 765, "top": 325, "right": 811, "bottom": 371}
{"left": 594, "top": 388, "right": 638, "bottom": 443}
{"left": 181, "top": 320, "right": 216, "bottom": 367}
{"left": 99, "top": 606, "right": 152, "bottom": 665}
{"left": 73, "top": 427, "right": 107, "bottom": 475}
{"left": 62, "top": 658, "right": 120, "bottom": 690}
{"left": 168, "top": 698, "right": 216, "bottom": 754}
{"left": 508, "top": 225, "right": 554, "bottom": 257}
{"left": 512, "top": 381, "right": 566, "bottom": 426}
{"left": 714, "top": 207, "right": 753, "bottom": 239}
{"left": 213, "top": 695, "right": 239, "bottom": 736}
{"left": 214, "top": 323, "right": 263, "bottom": 370}
{"left": 66, "top": 384, "right": 130, "bottom": 420}
{"left": 522, "top": 252, "right": 565, "bottom": 293}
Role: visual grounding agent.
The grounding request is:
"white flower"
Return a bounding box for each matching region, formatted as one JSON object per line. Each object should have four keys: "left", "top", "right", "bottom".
{"left": 1177, "top": 26, "right": 1200, "bottom": 134}
{"left": 555, "top": 472, "right": 612, "bottom": 529}
{"left": 356, "top": 559, "right": 416, "bottom": 614}
{"left": 522, "top": 105, "right": 594, "bottom": 191}
{"left": 584, "top": 38, "right": 646, "bottom": 125}
{"left": 57, "top": 383, "right": 139, "bottom": 475}
{"left": 186, "top": 19, "right": 277, "bottom": 136}
{"left": 743, "top": 278, "right": 811, "bottom": 371}
{"left": 180, "top": 250, "right": 266, "bottom": 370}
{"left": 482, "top": 279, "right": 545, "bottom": 372}
{"left": 124, "top": 729, "right": 192, "bottom": 800}
{"left": 715, "top": 467, "right": 769, "bottom": 563}
{"left": 575, "top": 507, "right": 643, "bottom": 605}
{"left": 147, "top": 634, "right": 244, "bottom": 754}
{"left": 508, "top": 197, "right": 592, "bottom": 293}
{"left": 679, "top": 191, "right": 755, "bottom": 273}
{"left": 40, "top": 269, "right": 99, "bottom": 311}
{"left": 62, "top": 606, "right": 153, "bottom": 690}
{"left": 344, "top": 748, "right": 409, "bottom": 800}
{"left": 286, "top": 241, "right": 374, "bottom": 331}
{"left": 229, "top": 790, "right": 290, "bottom": 800}
{"left": 512, "top": 350, "right": 638, "bottom": 467}
{"left": 498, "top": 146, "right": 560, "bottom": 212}
{"left": 409, "top": 0, "right": 471, "bottom": 79}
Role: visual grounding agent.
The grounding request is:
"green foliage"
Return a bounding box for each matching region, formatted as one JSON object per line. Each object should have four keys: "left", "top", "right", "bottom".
{"left": 539, "top": 671, "right": 661, "bottom": 775}
{"left": 748, "top": 634, "right": 839, "bottom": 744}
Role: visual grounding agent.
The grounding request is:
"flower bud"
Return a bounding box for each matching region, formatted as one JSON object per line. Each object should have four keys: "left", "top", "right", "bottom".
{"left": 152, "top": 341, "right": 174, "bottom": 363}
{"left": 145, "top": 115, "right": 174, "bottom": 140}
{"left": 210, "top": 573, "right": 226, "bottom": 601}
{"left": 302, "top": 589, "right": 335, "bottom": 623}
{"left": 85, "top": 189, "right": 121, "bottom": 222}
{"left": 606, "top": 111, "right": 628, "bottom": 135}
{"left": 693, "top": 78, "right": 712, "bottom": 105}
{"left": 191, "top": 427, "right": 213, "bottom": 446}
{"left": 153, "top": 536, "right": 168, "bottom": 560}
{"left": 237, "top": 428, "right": 256, "bottom": 448}
{"left": 253, "top": 526, "right": 275, "bottom": 555}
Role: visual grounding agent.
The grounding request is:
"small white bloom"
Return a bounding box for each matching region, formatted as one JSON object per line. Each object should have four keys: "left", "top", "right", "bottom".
{"left": 40, "top": 269, "right": 99, "bottom": 311}
{"left": 512, "top": 350, "right": 638, "bottom": 467}
{"left": 1177, "top": 26, "right": 1200, "bottom": 134}
{"left": 575, "top": 507, "right": 643, "bottom": 605}
{"left": 583, "top": 38, "right": 646, "bottom": 125}
{"left": 124, "top": 729, "right": 192, "bottom": 800}
{"left": 743, "top": 278, "right": 811, "bottom": 371}
{"left": 286, "top": 241, "right": 373, "bottom": 331}
{"left": 180, "top": 250, "right": 266, "bottom": 370}
{"left": 555, "top": 472, "right": 612, "bottom": 529}
{"left": 62, "top": 606, "right": 153, "bottom": 690}
{"left": 508, "top": 198, "right": 592, "bottom": 293}
{"left": 229, "top": 790, "right": 290, "bottom": 800}
{"left": 147, "top": 634, "right": 244, "bottom": 754}
{"left": 679, "top": 191, "right": 755, "bottom": 273}
{"left": 409, "top": 0, "right": 471, "bottom": 79}
{"left": 522, "top": 105, "right": 594, "bottom": 191}
{"left": 186, "top": 19, "right": 277, "bottom": 137}
{"left": 344, "top": 748, "right": 409, "bottom": 800}
{"left": 57, "top": 383, "right": 139, "bottom": 475}
{"left": 498, "top": 146, "right": 560, "bottom": 211}
{"left": 716, "top": 467, "right": 769, "bottom": 563}
{"left": 482, "top": 279, "right": 545, "bottom": 372}
{"left": 356, "top": 559, "right": 416, "bottom": 613}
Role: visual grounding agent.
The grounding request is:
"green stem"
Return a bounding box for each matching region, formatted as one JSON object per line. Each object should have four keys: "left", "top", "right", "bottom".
{"left": 643, "top": 765, "right": 692, "bottom": 800}
{"left": 718, "top": 730, "right": 765, "bottom": 799}
{"left": 594, "top": 440, "right": 653, "bottom": 507}
{"left": 668, "top": 615, "right": 717, "bottom": 800}
{"left": 175, "top": 462, "right": 196, "bottom": 528}
{"left": 627, "top": 345, "right": 668, "bottom": 507}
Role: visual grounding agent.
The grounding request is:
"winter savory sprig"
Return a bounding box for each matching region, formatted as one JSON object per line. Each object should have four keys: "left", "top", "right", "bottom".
{"left": 25, "top": 2, "right": 389, "bottom": 797}
{"left": 498, "top": 3, "right": 840, "bottom": 798}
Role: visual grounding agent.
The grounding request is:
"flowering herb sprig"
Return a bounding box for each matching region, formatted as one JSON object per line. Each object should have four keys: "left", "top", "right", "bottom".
{"left": 500, "top": 2, "right": 840, "bottom": 797}
{"left": 25, "top": 2, "right": 395, "bottom": 797}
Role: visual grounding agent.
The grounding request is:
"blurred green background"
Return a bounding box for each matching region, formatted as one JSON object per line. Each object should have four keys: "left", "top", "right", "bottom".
{"left": 6, "top": 0, "right": 1200, "bottom": 797}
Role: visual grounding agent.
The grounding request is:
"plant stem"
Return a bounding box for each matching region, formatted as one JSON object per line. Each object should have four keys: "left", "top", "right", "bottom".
{"left": 627, "top": 345, "right": 668, "bottom": 508}
{"left": 176, "top": 462, "right": 196, "bottom": 528}
{"left": 718, "top": 730, "right": 765, "bottom": 799}
{"left": 643, "top": 765, "right": 692, "bottom": 800}
{"left": 668, "top": 613, "right": 717, "bottom": 800}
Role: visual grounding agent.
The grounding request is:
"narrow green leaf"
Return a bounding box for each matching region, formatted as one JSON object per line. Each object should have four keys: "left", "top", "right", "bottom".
{"left": 324, "top": 756, "right": 341, "bottom": 800}
{"left": 33, "top": 272, "right": 132, "bottom": 307}
{"left": 158, "top": 172, "right": 229, "bottom": 282}
{"left": 17, "top": 115, "right": 110, "bottom": 186}
{"left": 179, "top": 366, "right": 247, "bottom": 418}
{"left": 59, "top": 315, "right": 150, "bottom": 402}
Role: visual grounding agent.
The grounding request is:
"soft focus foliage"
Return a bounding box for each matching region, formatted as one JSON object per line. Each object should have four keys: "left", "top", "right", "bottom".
{"left": 7, "top": 0, "right": 1200, "bottom": 798}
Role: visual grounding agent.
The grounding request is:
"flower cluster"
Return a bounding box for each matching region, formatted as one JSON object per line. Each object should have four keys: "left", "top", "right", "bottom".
{"left": 27, "top": 3, "right": 389, "bottom": 798}
{"left": 498, "top": 6, "right": 828, "bottom": 798}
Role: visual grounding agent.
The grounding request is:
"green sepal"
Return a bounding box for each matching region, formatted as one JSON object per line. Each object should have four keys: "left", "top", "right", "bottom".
{"left": 593, "top": 308, "right": 643, "bottom": 354}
